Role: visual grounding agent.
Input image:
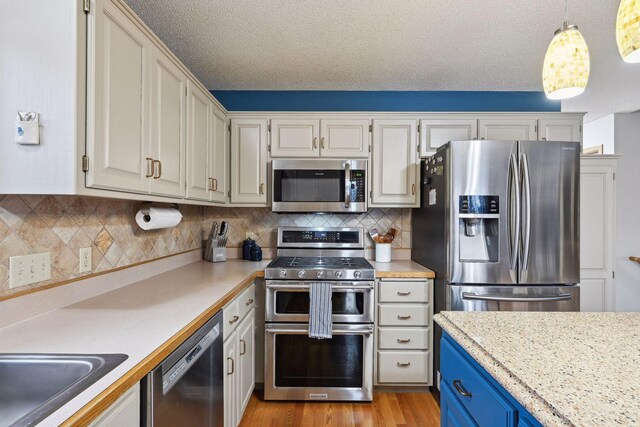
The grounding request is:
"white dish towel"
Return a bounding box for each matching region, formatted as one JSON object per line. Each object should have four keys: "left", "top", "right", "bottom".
{"left": 308, "top": 282, "right": 333, "bottom": 339}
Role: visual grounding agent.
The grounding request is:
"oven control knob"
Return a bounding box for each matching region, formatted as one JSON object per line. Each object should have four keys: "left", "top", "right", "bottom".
{"left": 353, "top": 270, "right": 362, "bottom": 279}
{"left": 335, "top": 270, "right": 344, "bottom": 279}
{"left": 279, "top": 269, "right": 288, "bottom": 278}
{"left": 297, "top": 270, "right": 306, "bottom": 279}
{"left": 316, "top": 270, "right": 325, "bottom": 279}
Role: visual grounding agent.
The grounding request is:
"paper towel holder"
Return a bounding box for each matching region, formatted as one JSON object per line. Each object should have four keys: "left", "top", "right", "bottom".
{"left": 137, "top": 202, "right": 180, "bottom": 227}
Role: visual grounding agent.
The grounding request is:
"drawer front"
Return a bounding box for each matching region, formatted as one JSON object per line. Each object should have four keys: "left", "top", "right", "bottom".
{"left": 379, "top": 280, "right": 429, "bottom": 303}
{"left": 378, "top": 327, "right": 429, "bottom": 350}
{"left": 377, "top": 351, "right": 429, "bottom": 383}
{"left": 441, "top": 337, "right": 516, "bottom": 427}
{"left": 223, "top": 299, "right": 239, "bottom": 341}
{"left": 378, "top": 304, "right": 429, "bottom": 326}
{"left": 237, "top": 284, "right": 256, "bottom": 320}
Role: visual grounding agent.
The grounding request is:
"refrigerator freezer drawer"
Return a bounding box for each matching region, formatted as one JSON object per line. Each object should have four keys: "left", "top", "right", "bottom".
{"left": 447, "top": 285, "right": 580, "bottom": 312}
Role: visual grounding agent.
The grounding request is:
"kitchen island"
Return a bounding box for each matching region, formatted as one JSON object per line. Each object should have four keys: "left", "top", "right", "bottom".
{"left": 435, "top": 311, "right": 640, "bottom": 426}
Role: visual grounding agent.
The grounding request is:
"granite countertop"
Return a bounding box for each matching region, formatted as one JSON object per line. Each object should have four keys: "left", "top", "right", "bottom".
{"left": 435, "top": 311, "right": 640, "bottom": 426}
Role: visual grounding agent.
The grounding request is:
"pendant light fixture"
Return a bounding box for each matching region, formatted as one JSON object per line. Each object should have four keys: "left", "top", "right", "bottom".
{"left": 542, "top": 0, "right": 590, "bottom": 100}
{"left": 616, "top": 0, "right": 640, "bottom": 63}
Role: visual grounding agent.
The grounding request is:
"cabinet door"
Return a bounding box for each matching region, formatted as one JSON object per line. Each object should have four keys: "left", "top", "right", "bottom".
{"left": 440, "top": 381, "right": 478, "bottom": 427}
{"left": 370, "top": 120, "right": 419, "bottom": 206}
{"left": 224, "top": 331, "right": 238, "bottom": 427}
{"left": 186, "top": 81, "right": 211, "bottom": 201}
{"left": 270, "top": 119, "right": 320, "bottom": 158}
{"left": 87, "top": 0, "right": 151, "bottom": 193}
{"left": 319, "top": 119, "right": 370, "bottom": 158}
{"left": 90, "top": 384, "right": 140, "bottom": 427}
{"left": 538, "top": 118, "right": 582, "bottom": 142}
{"left": 237, "top": 309, "right": 255, "bottom": 421}
{"left": 149, "top": 49, "right": 187, "bottom": 197}
{"left": 420, "top": 119, "right": 478, "bottom": 157}
{"left": 230, "top": 119, "right": 269, "bottom": 205}
{"left": 478, "top": 118, "right": 537, "bottom": 140}
{"left": 210, "top": 104, "right": 228, "bottom": 203}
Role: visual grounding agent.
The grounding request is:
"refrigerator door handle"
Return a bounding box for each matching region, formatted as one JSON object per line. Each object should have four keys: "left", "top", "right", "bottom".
{"left": 461, "top": 292, "right": 573, "bottom": 303}
{"left": 507, "top": 154, "right": 520, "bottom": 271}
{"left": 520, "top": 153, "right": 532, "bottom": 271}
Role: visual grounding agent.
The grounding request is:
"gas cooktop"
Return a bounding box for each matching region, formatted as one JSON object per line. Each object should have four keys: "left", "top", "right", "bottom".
{"left": 265, "top": 256, "right": 374, "bottom": 281}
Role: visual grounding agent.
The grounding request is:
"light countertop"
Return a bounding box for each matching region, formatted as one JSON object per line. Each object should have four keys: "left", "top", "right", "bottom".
{"left": 370, "top": 260, "right": 435, "bottom": 278}
{"left": 435, "top": 311, "right": 640, "bottom": 426}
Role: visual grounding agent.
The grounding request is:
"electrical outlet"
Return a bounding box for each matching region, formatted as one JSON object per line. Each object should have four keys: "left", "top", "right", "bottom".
{"left": 79, "top": 247, "right": 92, "bottom": 273}
{"left": 9, "top": 252, "right": 51, "bottom": 289}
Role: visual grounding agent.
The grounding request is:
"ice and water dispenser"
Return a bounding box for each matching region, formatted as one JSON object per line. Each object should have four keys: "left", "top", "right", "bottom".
{"left": 458, "top": 195, "right": 499, "bottom": 262}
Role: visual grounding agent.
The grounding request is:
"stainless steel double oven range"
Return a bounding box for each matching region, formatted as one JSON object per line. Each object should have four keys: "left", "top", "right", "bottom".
{"left": 264, "top": 227, "right": 375, "bottom": 401}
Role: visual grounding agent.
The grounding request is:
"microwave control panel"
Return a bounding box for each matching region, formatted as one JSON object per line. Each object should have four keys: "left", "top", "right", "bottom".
{"left": 350, "top": 170, "right": 366, "bottom": 202}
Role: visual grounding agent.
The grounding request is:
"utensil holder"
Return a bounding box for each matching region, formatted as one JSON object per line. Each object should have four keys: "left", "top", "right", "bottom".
{"left": 375, "top": 243, "right": 391, "bottom": 263}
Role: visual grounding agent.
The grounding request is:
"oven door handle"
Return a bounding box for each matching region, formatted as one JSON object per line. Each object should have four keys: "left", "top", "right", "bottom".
{"left": 266, "top": 283, "right": 374, "bottom": 290}
{"left": 265, "top": 326, "right": 373, "bottom": 336}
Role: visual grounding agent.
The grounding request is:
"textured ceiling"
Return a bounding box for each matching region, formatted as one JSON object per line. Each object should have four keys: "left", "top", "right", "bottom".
{"left": 125, "top": 0, "right": 640, "bottom": 120}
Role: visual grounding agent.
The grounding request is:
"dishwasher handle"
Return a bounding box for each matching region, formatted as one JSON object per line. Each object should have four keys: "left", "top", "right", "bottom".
{"left": 161, "top": 322, "right": 221, "bottom": 395}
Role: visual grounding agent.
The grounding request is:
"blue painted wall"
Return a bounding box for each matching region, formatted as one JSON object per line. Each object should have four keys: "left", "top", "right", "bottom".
{"left": 210, "top": 90, "right": 560, "bottom": 112}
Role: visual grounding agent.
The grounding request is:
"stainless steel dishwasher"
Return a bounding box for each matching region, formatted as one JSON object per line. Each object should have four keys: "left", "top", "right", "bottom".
{"left": 142, "top": 311, "right": 223, "bottom": 426}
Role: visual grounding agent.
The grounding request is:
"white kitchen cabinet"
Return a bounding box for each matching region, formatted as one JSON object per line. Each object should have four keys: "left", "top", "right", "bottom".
{"left": 90, "top": 383, "right": 140, "bottom": 427}
{"left": 419, "top": 118, "right": 478, "bottom": 157}
{"left": 580, "top": 156, "right": 617, "bottom": 312}
{"left": 538, "top": 118, "right": 582, "bottom": 143}
{"left": 86, "top": 0, "right": 152, "bottom": 194}
{"left": 237, "top": 309, "right": 255, "bottom": 420}
{"left": 209, "top": 104, "right": 229, "bottom": 203}
{"left": 270, "top": 119, "right": 320, "bottom": 157}
{"left": 186, "top": 81, "right": 212, "bottom": 201}
{"left": 370, "top": 119, "right": 419, "bottom": 207}
{"left": 478, "top": 118, "right": 537, "bottom": 140}
{"left": 230, "top": 119, "right": 269, "bottom": 205}
{"left": 224, "top": 329, "right": 239, "bottom": 427}
{"left": 319, "top": 119, "right": 370, "bottom": 158}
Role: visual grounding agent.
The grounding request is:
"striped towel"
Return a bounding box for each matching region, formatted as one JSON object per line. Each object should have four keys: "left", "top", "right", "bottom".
{"left": 308, "top": 282, "right": 333, "bottom": 339}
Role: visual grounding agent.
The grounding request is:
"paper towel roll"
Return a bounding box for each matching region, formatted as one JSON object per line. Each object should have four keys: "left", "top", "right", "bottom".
{"left": 135, "top": 207, "right": 182, "bottom": 230}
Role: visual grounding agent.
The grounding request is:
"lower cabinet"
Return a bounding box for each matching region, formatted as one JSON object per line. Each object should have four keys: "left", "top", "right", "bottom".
{"left": 89, "top": 383, "right": 140, "bottom": 427}
{"left": 223, "top": 284, "right": 256, "bottom": 427}
{"left": 440, "top": 332, "right": 541, "bottom": 427}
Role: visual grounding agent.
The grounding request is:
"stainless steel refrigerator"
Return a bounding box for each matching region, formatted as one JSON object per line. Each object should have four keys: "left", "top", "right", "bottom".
{"left": 411, "top": 140, "right": 581, "bottom": 391}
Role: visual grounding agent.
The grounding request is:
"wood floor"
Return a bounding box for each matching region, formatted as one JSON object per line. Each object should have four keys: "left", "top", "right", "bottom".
{"left": 239, "top": 391, "right": 441, "bottom": 427}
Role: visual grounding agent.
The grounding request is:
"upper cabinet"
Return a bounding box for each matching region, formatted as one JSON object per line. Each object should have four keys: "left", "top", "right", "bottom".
{"left": 478, "top": 117, "right": 537, "bottom": 140}
{"left": 186, "top": 81, "right": 212, "bottom": 202}
{"left": 538, "top": 118, "right": 582, "bottom": 142}
{"left": 370, "top": 119, "right": 419, "bottom": 207}
{"left": 269, "top": 118, "right": 370, "bottom": 158}
{"left": 210, "top": 104, "right": 229, "bottom": 203}
{"left": 230, "top": 119, "right": 269, "bottom": 205}
{"left": 419, "top": 118, "right": 478, "bottom": 157}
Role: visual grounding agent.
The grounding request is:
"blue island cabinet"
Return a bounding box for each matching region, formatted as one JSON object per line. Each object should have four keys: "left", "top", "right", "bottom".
{"left": 440, "top": 332, "right": 542, "bottom": 427}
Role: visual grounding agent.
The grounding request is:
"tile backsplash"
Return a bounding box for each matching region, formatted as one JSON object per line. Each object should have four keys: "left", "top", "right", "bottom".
{"left": 0, "top": 195, "right": 411, "bottom": 298}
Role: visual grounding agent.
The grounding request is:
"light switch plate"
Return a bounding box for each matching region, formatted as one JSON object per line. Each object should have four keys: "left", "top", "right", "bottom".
{"left": 9, "top": 252, "right": 51, "bottom": 289}
{"left": 79, "top": 247, "right": 91, "bottom": 273}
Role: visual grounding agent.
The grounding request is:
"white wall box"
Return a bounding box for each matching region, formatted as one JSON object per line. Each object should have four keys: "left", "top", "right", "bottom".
{"left": 89, "top": 383, "right": 140, "bottom": 427}
{"left": 419, "top": 118, "right": 478, "bottom": 157}
{"left": 230, "top": 119, "right": 269, "bottom": 205}
{"left": 579, "top": 156, "right": 617, "bottom": 312}
{"left": 370, "top": 119, "right": 419, "bottom": 207}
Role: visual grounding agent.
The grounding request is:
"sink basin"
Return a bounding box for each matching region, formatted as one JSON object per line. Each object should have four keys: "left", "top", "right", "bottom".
{"left": 0, "top": 353, "right": 128, "bottom": 427}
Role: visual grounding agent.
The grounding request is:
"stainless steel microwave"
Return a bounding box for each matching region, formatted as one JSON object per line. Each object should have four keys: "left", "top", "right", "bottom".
{"left": 271, "top": 159, "right": 367, "bottom": 213}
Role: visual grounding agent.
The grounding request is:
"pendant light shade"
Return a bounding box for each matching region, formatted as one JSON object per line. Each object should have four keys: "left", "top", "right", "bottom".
{"left": 616, "top": 0, "right": 640, "bottom": 63}
{"left": 542, "top": 24, "right": 590, "bottom": 100}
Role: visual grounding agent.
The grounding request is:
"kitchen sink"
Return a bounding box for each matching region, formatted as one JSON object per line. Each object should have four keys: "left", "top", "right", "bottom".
{"left": 0, "top": 353, "right": 128, "bottom": 427}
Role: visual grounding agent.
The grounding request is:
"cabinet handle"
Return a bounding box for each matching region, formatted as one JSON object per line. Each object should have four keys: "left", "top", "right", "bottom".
{"left": 397, "top": 291, "right": 411, "bottom": 296}
{"left": 240, "top": 339, "right": 246, "bottom": 355}
{"left": 227, "top": 357, "right": 235, "bottom": 375}
{"left": 259, "top": 183, "right": 264, "bottom": 195}
{"left": 542, "top": 137, "right": 547, "bottom": 141}
{"left": 246, "top": 298, "right": 254, "bottom": 306}
{"left": 396, "top": 362, "right": 411, "bottom": 367}
{"left": 313, "top": 137, "right": 318, "bottom": 149}
{"left": 228, "top": 315, "right": 239, "bottom": 325}
{"left": 397, "top": 338, "right": 411, "bottom": 343}
{"left": 411, "top": 184, "right": 415, "bottom": 195}
{"left": 472, "top": 137, "right": 478, "bottom": 140}
{"left": 208, "top": 178, "right": 214, "bottom": 191}
{"left": 153, "top": 160, "right": 161, "bottom": 179}
{"left": 481, "top": 137, "right": 486, "bottom": 140}
{"left": 321, "top": 137, "right": 325, "bottom": 149}
{"left": 213, "top": 178, "right": 218, "bottom": 191}
{"left": 453, "top": 380, "right": 472, "bottom": 397}
{"left": 397, "top": 314, "right": 412, "bottom": 320}
{"left": 145, "top": 158, "right": 155, "bottom": 178}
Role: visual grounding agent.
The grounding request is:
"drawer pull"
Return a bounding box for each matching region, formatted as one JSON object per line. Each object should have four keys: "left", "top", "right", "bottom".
{"left": 227, "top": 357, "right": 235, "bottom": 375}
{"left": 396, "top": 362, "right": 411, "bottom": 367}
{"left": 397, "top": 315, "right": 412, "bottom": 320}
{"left": 245, "top": 298, "right": 254, "bottom": 306}
{"left": 228, "top": 315, "right": 239, "bottom": 325}
{"left": 240, "top": 339, "right": 246, "bottom": 355}
{"left": 453, "top": 380, "right": 472, "bottom": 397}
{"left": 397, "top": 338, "right": 411, "bottom": 343}
{"left": 396, "top": 291, "right": 411, "bottom": 296}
